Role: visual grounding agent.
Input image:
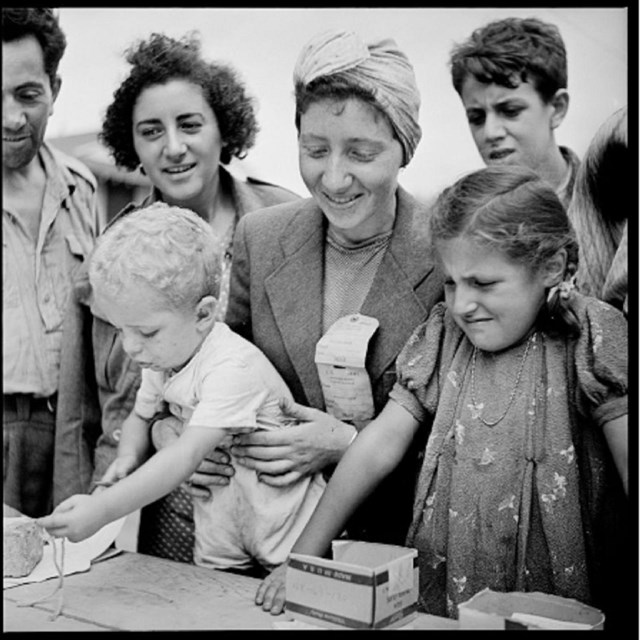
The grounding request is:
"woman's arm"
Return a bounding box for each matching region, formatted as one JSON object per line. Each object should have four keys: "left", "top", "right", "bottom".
{"left": 602, "top": 414, "right": 627, "bottom": 494}
{"left": 39, "top": 426, "right": 227, "bottom": 541}
{"left": 255, "top": 400, "right": 420, "bottom": 613}
{"left": 231, "top": 398, "right": 356, "bottom": 486}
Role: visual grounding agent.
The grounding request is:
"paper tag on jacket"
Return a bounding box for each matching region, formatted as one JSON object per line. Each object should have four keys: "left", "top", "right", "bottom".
{"left": 315, "top": 314, "right": 379, "bottom": 422}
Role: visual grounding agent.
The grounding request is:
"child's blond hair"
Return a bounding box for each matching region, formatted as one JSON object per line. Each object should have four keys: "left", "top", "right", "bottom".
{"left": 89, "top": 203, "right": 222, "bottom": 310}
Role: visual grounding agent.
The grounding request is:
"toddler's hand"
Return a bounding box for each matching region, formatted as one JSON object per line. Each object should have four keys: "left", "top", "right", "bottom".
{"left": 37, "top": 494, "right": 106, "bottom": 542}
{"left": 255, "top": 562, "right": 288, "bottom": 615}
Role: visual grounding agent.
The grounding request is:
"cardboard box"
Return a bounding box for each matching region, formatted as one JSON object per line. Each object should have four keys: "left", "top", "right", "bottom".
{"left": 458, "top": 588, "right": 605, "bottom": 630}
{"left": 286, "top": 540, "right": 418, "bottom": 629}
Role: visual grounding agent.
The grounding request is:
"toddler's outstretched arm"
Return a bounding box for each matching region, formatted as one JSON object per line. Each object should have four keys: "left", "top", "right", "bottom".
{"left": 38, "top": 425, "right": 227, "bottom": 541}
{"left": 255, "top": 399, "right": 421, "bottom": 614}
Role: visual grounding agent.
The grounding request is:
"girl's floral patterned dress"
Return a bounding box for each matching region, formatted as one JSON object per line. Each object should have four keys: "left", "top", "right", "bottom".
{"left": 389, "top": 296, "right": 627, "bottom": 618}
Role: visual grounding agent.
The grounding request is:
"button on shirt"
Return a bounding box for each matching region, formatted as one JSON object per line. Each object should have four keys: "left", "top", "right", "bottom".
{"left": 3, "top": 142, "right": 100, "bottom": 397}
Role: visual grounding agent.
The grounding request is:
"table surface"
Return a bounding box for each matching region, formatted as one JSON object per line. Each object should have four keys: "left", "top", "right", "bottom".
{"left": 3, "top": 550, "right": 459, "bottom": 631}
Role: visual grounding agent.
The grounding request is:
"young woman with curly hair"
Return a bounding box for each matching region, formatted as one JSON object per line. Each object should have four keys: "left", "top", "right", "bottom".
{"left": 58, "top": 31, "right": 299, "bottom": 569}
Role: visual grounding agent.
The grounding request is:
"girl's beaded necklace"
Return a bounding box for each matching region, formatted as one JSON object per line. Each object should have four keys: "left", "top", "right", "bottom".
{"left": 470, "top": 332, "right": 536, "bottom": 427}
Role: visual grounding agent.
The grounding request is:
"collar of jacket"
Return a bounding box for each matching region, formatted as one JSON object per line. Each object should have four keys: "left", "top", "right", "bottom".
{"left": 107, "top": 165, "right": 279, "bottom": 232}
{"left": 264, "top": 186, "right": 438, "bottom": 407}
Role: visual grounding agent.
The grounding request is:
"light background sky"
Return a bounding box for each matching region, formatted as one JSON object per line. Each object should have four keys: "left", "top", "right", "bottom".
{"left": 49, "top": 7, "right": 628, "bottom": 202}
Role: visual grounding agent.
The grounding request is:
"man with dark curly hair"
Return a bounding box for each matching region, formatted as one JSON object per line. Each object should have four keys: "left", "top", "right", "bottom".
{"left": 2, "top": 7, "right": 101, "bottom": 518}
{"left": 55, "top": 31, "right": 299, "bottom": 569}
{"left": 449, "top": 16, "right": 580, "bottom": 210}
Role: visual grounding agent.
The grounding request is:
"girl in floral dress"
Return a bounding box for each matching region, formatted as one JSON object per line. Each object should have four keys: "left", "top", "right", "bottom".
{"left": 256, "top": 165, "right": 628, "bottom": 626}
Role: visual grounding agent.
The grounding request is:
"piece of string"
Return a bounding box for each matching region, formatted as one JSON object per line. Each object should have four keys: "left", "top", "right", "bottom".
{"left": 17, "top": 533, "right": 65, "bottom": 621}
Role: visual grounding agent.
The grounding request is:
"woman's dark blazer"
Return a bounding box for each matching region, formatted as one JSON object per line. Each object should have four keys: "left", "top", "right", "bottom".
{"left": 226, "top": 185, "right": 445, "bottom": 544}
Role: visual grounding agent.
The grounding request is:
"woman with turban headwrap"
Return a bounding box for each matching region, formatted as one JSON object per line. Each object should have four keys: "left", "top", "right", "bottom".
{"left": 213, "top": 29, "right": 443, "bottom": 599}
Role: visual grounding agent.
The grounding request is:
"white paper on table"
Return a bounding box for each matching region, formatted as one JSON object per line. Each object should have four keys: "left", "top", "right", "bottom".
{"left": 3, "top": 516, "right": 125, "bottom": 589}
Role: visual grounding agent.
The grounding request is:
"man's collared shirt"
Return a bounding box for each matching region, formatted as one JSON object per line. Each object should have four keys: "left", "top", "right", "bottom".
{"left": 3, "top": 142, "right": 100, "bottom": 397}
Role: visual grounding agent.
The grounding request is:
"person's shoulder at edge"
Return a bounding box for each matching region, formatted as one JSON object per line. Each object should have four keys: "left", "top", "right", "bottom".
{"left": 398, "top": 183, "right": 432, "bottom": 215}
{"left": 245, "top": 175, "right": 301, "bottom": 202}
{"left": 44, "top": 141, "right": 97, "bottom": 192}
{"left": 568, "top": 290, "right": 627, "bottom": 328}
{"left": 395, "top": 184, "right": 439, "bottom": 248}
{"left": 238, "top": 195, "right": 316, "bottom": 229}
{"left": 103, "top": 192, "right": 156, "bottom": 233}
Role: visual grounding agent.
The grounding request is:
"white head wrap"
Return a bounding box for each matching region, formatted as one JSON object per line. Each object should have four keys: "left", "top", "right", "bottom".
{"left": 293, "top": 29, "right": 422, "bottom": 164}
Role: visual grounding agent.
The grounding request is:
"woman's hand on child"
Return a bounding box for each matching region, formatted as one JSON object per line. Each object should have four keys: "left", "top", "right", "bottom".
{"left": 151, "top": 414, "right": 182, "bottom": 450}
{"left": 255, "top": 562, "right": 288, "bottom": 614}
{"left": 183, "top": 449, "right": 236, "bottom": 498}
{"left": 230, "top": 397, "right": 357, "bottom": 487}
{"left": 37, "top": 495, "right": 106, "bottom": 542}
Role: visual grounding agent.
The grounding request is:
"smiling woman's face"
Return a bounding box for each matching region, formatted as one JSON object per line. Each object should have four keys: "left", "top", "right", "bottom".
{"left": 132, "top": 79, "right": 222, "bottom": 209}
{"left": 298, "top": 97, "right": 403, "bottom": 243}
